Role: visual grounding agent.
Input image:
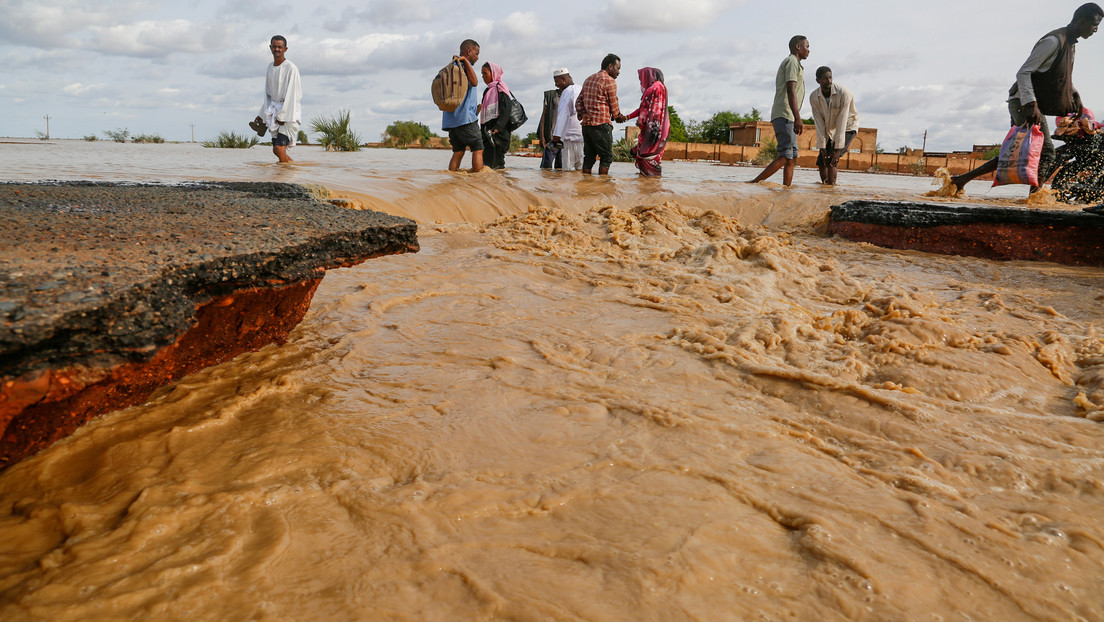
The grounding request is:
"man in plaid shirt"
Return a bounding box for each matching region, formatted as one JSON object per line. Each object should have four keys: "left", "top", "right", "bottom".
{"left": 576, "top": 53, "right": 627, "bottom": 175}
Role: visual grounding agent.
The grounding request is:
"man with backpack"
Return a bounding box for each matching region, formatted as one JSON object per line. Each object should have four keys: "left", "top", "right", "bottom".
{"left": 440, "top": 39, "right": 483, "bottom": 172}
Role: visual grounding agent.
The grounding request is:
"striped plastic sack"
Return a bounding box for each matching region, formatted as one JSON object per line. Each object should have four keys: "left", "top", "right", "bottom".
{"left": 993, "top": 124, "right": 1044, "bottom": 187}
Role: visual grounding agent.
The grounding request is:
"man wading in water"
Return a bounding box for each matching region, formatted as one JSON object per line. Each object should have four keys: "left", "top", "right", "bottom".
{"left": 950, "top": 3, "right": 1103, "bottom": 196}
{"left": 749, "top": 35, "right": 810, "bottom": 186}
{"left": 253, "top": 35, "right": 302, "bottom": 164}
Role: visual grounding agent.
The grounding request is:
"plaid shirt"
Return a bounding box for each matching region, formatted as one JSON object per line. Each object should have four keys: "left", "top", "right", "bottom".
{"left": 576, "top": 70, "right": 620, "bottom": 126}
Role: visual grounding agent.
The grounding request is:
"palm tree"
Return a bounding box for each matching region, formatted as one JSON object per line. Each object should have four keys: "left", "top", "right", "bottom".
{"left": 202, "top": 131, "right": 259, "bottom": 148}
{"left": 310, "top": 110, "right": 363, "bottom": 151}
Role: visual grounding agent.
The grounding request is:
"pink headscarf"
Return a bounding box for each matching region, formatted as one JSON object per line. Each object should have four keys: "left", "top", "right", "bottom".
{"left": 480, "top": 62, "right": 512, "bottom": 124}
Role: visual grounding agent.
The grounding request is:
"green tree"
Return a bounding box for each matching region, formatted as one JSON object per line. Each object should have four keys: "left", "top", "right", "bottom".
{"left": 103, "top": 128, "right": 130, "bottom": 143}
{"left": 202, "top": 131, "right": 259, "bottom": 149}
{"left": 667, "top": 106, "right": 689, "bottom": 143}
{"left": 613, "top": 137, "right": 634, "bottom": 162}
{"left": 685, "top": 120, "right": 703, "bottom": 143}
{"left": 311, "top": 110, "right": 363, "bottom": 151}
{"left": 694, "top": 109, "right": 762, "bottom": 143}
{"left": 383, "top": 120, "right": 434, "bottom": 147}
{"left": 754, "top": 138, "right": 778, "bottom": 165}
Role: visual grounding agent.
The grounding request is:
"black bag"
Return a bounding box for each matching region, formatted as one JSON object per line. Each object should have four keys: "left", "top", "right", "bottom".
{"left": 506, "top": 95, "right": 527, "bottom": 132}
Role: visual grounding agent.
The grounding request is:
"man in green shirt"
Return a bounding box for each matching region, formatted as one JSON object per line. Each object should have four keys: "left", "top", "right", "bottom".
{"left": 749, "top": 35, "right": 810, "bottom": 186}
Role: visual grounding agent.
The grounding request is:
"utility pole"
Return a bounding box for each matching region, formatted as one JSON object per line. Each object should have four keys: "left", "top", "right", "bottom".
{"left": 922, "top": 130, "right": 927, "bottom": 155}
{"left": 190, "top": 122, "right": 195, "bottom": 143}
{"left": 43, "top": 114, "right": 51, "bottom": 139}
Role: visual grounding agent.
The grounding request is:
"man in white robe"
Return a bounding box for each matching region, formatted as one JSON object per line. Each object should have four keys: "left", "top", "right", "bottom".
{"left": 551, "top": 69, "right": 584, "bottom": 171}
{"left": 254, "top": 35, "right": 302, "bottom": 163}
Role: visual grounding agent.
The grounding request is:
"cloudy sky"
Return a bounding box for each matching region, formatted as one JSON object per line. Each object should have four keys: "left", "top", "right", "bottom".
{"left": 1, "top": 0, "right": 1101, "bottom": 152}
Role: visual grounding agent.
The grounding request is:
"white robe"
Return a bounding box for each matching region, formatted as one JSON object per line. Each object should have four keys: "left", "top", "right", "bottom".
{"left": 553, "top": 84, "right": 583, "bottom": 142}
{"left": 260, "top": 60, "right": 302, "bottom": 146}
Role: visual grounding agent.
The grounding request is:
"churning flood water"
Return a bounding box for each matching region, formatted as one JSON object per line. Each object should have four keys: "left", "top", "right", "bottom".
{"left": 1, "top": 140, "right": 1103, "bottom": 621}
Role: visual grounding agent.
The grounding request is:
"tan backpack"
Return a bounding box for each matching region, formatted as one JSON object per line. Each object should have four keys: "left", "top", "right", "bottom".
{"left": 432, "top": 61, "right": 468, "bottom": 112}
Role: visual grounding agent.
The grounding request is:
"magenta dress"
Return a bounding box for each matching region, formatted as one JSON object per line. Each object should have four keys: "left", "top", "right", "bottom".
{"left": 628, "top": 68, "right": 670, "bottom": 177}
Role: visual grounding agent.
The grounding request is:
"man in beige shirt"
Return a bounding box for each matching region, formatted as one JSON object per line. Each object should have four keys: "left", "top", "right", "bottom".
{"left": 810, "top": 66, "right": 858, "bottom": 185}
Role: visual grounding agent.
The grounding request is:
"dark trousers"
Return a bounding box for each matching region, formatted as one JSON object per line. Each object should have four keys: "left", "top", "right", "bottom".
{"left": 482, "top": 127, "right": 511, "bottom": 169}
{"left": 582, "top": 124, "right": 614, "bottom": 171}
{"left": 540, "top": 145, "right": 562, "bottom": 169}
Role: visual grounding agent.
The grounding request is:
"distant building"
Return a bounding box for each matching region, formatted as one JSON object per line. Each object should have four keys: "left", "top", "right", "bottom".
{"left": 971, "top": 144, "right": 1000, "bottom": 157}
{"left": 728, "top": 121, "right": 878, "bottom": 153}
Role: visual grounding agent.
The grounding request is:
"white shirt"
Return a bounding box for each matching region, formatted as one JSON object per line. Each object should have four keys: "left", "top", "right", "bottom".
{"left": 810, "top": 83, "right": 858, "bottom": 151}
{"left": 553, "top": 84, "right": 583, "bottom": 141}
{"left": 260, "top": 60, "right": 303, "bottom": 145}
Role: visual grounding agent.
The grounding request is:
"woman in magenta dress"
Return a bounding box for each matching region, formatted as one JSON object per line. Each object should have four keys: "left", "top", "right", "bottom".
{"left": 627, "top": 67, "right": 670, "bottom": 177}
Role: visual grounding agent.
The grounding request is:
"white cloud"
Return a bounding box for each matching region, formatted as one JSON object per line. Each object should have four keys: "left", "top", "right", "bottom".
{"left": 365, "top": 0, "right": 434, "bottom": 26}
{"left": 370, "top": 98, "right": 432, "bottom": 114}
{"left": 88, "top": 19, "right": 235, "bottom": 57}
{"left": 601, "top": 0, "right": 744, "bottom": 31}
{"left": 0, "top": 0, "right": 147, "bottom": 48}
{"left": 860, "top": 85, "right": 947, "bottom": 115}
{"left": 303, "top": 34, "right": 414, "bottom": 75}
{"left": 833, "top": 51, "right": 918, "bottom": 76}
{"left": 61, "top": 82, "right": 100, "bottom": 95}
{"left": 492, "top": 12, "right": 541, "bottom": 40}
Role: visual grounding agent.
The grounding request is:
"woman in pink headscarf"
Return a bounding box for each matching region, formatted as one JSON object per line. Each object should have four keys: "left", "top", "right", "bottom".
{"left": 479, "top": 61, "right": 515, "bottom": 170}
{"left": 626, "top": 67, "right": 670, "bottom": 177}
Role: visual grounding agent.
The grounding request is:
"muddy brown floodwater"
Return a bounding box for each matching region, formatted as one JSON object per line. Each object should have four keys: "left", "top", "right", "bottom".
{"left": 1, "top": 143, "right": 1103, "bottom": 621}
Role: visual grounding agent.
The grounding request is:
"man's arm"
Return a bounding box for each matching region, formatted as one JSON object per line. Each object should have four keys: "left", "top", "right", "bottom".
{"left": 275, "top": 65, "right": 302, "bottom": 126}
{"left": 537, "top": 108, "right": 548, "bottom": 146}
{"left": 609, "top": 81, "right": 625, "bottom": 123}
{"left": 787, "top": 81, "right": 803, "bottom": 135}
{"left": 809, "top": 93, "right": 825, "bottom": 150}
{"left": 456, "top": 56, "right": 478, "bottom": 87}
{"left": 833, "top": 89, "right": 851, "bottom": 154}
{"left": 1015, "top": 35, "right": 1060, "bottom": 125}
{"left": 260, "top": 67, "right": 272, "bottom": 118}
{"left": 576, "top": 86, "right": 586, "bottom": 121}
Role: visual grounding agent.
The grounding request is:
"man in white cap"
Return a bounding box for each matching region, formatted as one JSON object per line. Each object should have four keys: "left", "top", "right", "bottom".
{"left": 551, "top": 68, "right": 584, "bottom": 171}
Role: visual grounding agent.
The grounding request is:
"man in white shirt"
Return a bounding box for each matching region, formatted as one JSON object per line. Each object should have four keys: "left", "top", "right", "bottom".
{"left": 551, "top": 69, "right": 584, "bottom": 171}
{"left": 951, "top": 4, "right": 1101, "bottom": 193}
{"left": 810, "top": 66, "right": 858, "bottom": 186}
{"left": 253, "top": 35, "right": 302, "bottom": 163}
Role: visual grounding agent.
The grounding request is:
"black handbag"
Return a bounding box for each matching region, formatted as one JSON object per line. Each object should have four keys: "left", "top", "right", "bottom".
{"left": 506, "top": 95, "right": 527, "bottom": 132}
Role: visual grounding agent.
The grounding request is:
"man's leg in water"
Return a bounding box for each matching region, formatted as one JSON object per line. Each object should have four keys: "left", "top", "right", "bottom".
{"left": 782, "top": 158, "right": 796, "bottom": 186}
{"left": 749, "top": 156, "right": 787, "bottom": 183}
{"left": 272, "top": 130, "right": 293, "bottom": 163}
